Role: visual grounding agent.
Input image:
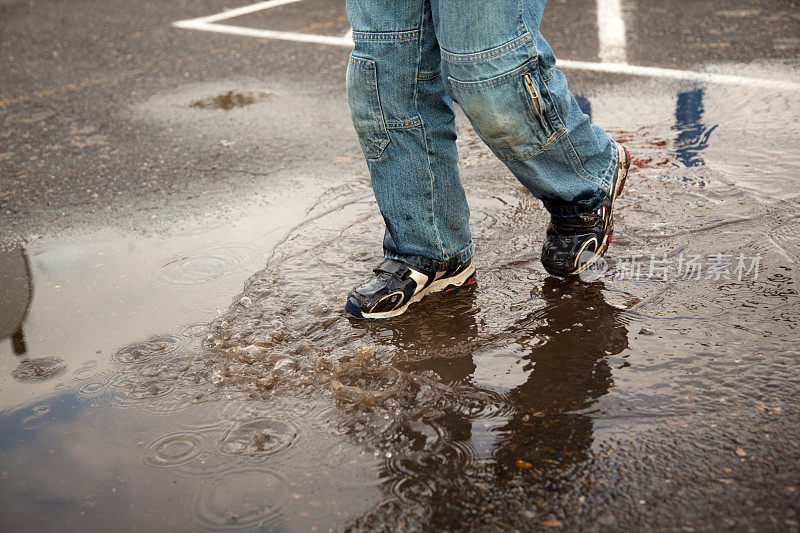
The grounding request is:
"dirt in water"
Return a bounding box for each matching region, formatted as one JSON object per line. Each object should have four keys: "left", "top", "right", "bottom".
{"left": 189, "top": 90, "right": 274, "bottom": 111}
{"left": 1, "top": 82, "right": 799, "bottom": 531}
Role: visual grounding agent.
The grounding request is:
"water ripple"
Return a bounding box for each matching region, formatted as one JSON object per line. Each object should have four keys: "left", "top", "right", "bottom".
{"left": 12, "top": 357, "right": 67, "bottom": 381}
{"left": 217, "top": 418, "right": 299, "bottom": 461}
{"left": 151, "top": 243, "right": 257, "bottom": 287}
{"left": 144, "top": 432, "right": 202, "bottom": 468}
{"left": 191, "top": 470, "right": 289, "bottom": 530}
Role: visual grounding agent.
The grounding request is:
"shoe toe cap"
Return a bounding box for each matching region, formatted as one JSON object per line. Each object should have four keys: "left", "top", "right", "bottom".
{"left": 344, "top": 297, "right": 365, "bottom": 318}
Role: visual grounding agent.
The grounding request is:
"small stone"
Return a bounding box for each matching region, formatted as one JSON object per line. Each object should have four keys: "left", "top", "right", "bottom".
{"left": 256, "top": 375, "right": 275, "bottom": 390}
{"left": 239, "top": 296, "right": 253, "bottom": 308}
{"left": 639, "top": 327, "right": 655, "bottom": 335}
{"left": 542, "top": 519, "right": 562, "bottom": 528}
{"left": 252, "top": 431, "right": 270, "bottom": 450}
{"left": 516, "top": 459, "right": 533, "bottom": 469}
{"left": 735, "top": 447, "right": 747, "bottom": 457}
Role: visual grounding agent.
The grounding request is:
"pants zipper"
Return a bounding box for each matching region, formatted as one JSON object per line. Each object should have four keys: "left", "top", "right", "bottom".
{"left": 524, "top": 74, "right": 542, "bottom": 115}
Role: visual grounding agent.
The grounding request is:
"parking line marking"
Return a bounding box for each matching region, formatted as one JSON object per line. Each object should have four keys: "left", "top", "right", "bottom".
{"left": 174, "top": 22, "right": 352, "bottom": 47}
{"left": 173, "top": 1, "right": 800, "bottom": 92}
{"left": 173, "top": 0, "right": 352, "bottom": 46}
{"left": 558, "top": 59, "right": 800, "bottom": 91}
{"left": 176, "top": 0, "right": 303, "bottom": 25}
{"left": 597, "top": 0, "right": 627, "bottom": 63}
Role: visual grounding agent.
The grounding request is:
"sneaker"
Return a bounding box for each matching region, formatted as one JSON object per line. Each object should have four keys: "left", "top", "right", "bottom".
{"left": 541, "top": 143, "right": 630, "bottom": 277}
{"left": 345, "top": 258, "right": 477, "bottom": 319}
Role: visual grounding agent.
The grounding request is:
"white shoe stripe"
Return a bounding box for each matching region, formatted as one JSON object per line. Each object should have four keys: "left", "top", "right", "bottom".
{"left": 360, "top": 264, "right": 476, "bottom": 319}
{"left": 407, "top": 268, "right": 430, "bottom": 292}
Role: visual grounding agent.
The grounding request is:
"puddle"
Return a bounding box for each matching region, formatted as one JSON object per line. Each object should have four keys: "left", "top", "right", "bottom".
{"left": 1, "top": 78, "right": 800, "bottom": 530}
{"left": 189, "top": 90, "right": 274, "bottom": 111}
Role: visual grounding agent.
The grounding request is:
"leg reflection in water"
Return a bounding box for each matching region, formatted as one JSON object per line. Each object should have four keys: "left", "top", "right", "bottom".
{"left": 347, "top": 278, "right": 629, "bottom": 526}
{"left": 492, "top": 277, "right": 628, "bottom": 472}
{"left": 0, "top": 248, "right": 32, "bottom": 356}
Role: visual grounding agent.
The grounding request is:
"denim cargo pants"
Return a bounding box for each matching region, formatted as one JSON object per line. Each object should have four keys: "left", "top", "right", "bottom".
{"left": 345, "top": 0, "right": 618, "bottom": 272}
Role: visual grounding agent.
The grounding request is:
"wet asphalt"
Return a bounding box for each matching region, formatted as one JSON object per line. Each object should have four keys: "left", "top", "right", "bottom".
{"left": 2, "top": 1, "right": 800, "bottom": 532}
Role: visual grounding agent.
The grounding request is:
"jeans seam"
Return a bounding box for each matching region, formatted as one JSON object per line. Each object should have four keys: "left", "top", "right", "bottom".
{"left": 495, "top": 127, "right": 566, "bottom": 162}
{"left": 385, "top": 116, "right": 423, "bottom": 129}
{"left": 599, "top": 141, "right": 618, "bottom": 191}
{"left": 418, "top": 69, "right": 440, "bottom": 81}
{"left": 538, "top": 72, "right": 603, "bottom": 187}
{"left": 517, "top": 0, "right": 526, "bottom": 36}
{"left": 519, "top": 0, "right": 539, "bottom": 57}
{"left": 349, "top": 54, "right": 391, "bottom": 159}
{"left": 352, "top": 30, "right": 420, "bottom": 41}
{"left": 440, "top": 33, "right": 532, "bottom": 64}
{"left": 416, "top": 0, "right": 445, "bottom": 258}
{"left": 447, "top": 58, "right": 535, "bottom": 89}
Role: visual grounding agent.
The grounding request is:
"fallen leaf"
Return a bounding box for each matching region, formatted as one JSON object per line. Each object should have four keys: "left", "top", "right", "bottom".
{"left": 542, "top": 519, "right": 563, "bottom": 528}
{"left": 516, "top": 459, "right": 532, "bottom": 468}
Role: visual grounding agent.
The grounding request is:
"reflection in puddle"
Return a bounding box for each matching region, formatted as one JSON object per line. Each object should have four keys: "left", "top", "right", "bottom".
{"left": 673, "top": 87, "right": 717, "bottom": 168}
{"left": 189, "top": 90, "right": 273, "bottom": 111}
{"left": 0, "top": 248, "right": 32, "bottom": 356}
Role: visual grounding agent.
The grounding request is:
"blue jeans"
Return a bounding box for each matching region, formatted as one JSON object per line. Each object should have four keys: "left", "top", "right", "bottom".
{"left": 345, "top": 0, "right": 618, "bottom": 272}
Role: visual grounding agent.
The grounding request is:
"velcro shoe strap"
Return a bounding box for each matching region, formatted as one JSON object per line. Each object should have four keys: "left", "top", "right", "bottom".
{"left": 373, "top": 259, "right": 410, "bottom": 279}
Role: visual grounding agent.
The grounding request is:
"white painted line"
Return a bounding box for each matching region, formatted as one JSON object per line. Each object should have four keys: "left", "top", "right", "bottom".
{"left": 176, "top": 21, "right": 353, "bottom": 47}
{"left": 174, "top": 0, "right": 303, "bottom": 26}
{"left": 558, "top": 59, "right": 800, "bottom": 91}
{"left": 172, "top": 1, "right": 800, "bottom": 92}
{"left": 597, "top": 0, "right": 627, "bottom": 63}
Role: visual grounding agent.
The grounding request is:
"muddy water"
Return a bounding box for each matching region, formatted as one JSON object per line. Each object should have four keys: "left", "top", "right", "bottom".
{"left": 190, "top": 91, "right": 274, "bottom": 111}
{"left": 2, "top": 79, "right": 800, "bottom": 531}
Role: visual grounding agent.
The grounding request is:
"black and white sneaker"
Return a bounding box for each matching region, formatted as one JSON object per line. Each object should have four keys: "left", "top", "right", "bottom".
{"left": 345, "top": 258, "right": 477, "bottom": 319}
{"left": 541, "top": 143, "right": 630, "bottom": 277}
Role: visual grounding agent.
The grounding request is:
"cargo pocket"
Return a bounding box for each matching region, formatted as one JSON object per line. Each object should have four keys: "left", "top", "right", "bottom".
{"left": 346, "top": 54, "right": 390, "bottom": 159}
{"left": 448, "top": 62, "right": 559, "bottom": 162}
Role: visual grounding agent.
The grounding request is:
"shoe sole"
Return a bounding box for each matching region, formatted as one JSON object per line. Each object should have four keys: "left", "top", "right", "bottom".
{"left": 570, "top": 143, "right": 630, "bottom": 276}
{"left": 346, "top": 265, "right": 477, "bottom": 319}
